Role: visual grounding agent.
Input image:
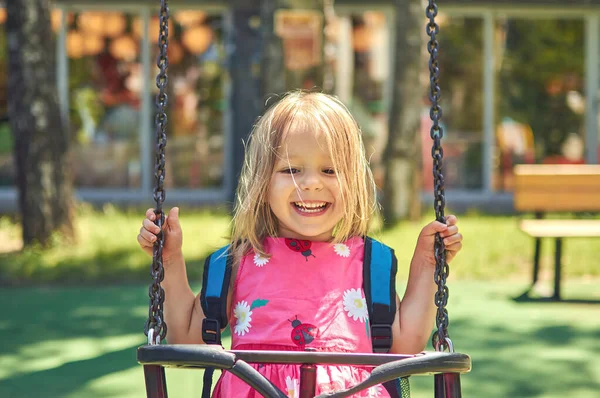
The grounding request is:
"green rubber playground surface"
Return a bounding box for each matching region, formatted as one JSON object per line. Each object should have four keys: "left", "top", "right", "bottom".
{"left": 1, "top": 280, "right": 599, "bottom": 398}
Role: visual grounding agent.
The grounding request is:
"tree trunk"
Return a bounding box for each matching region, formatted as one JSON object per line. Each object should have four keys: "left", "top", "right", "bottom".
{"left": 228, "top": 0, "right": 264, "bottom": 205}
{"left": 261, "top": 0, "right": 287, "bottom": 99}
{"left": 382, "top": 0, "right": 424, "bottom": 225}
{"left": 6, "top": 0, "right": 74, "bottom": 246}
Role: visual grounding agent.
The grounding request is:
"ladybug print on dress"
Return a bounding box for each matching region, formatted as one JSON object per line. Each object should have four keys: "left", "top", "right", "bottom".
{"left": 288, "top": 316, "right": 318, "bottom": 348}
{"left": 285, "top": 238, "right": 316, "bottom": 261}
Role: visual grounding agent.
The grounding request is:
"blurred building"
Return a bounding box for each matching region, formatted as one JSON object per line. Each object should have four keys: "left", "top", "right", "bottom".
{"left": 0, "top": 0, "right": 599, "bottom": 211}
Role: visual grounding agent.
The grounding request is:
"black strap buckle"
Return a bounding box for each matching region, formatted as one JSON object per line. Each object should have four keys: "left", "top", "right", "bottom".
{"left": 371, "top": 324, "right": 393, "bottom": 353}
{"left": 202, "top": 318, "right": 221, "bottom": 345}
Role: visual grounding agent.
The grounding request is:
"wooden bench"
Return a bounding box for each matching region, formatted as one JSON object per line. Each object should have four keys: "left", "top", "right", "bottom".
{"left": 513, "top": 164, "right": 600, "bottom": 300}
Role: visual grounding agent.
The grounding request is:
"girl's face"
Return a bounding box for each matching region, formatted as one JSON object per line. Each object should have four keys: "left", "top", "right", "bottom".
{"left": 268, "top": 126, "right": 344, "bottom": 242}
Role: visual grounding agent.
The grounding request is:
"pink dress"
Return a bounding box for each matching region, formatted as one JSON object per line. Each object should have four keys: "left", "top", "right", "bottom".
{"left": 211, "top": 236, "right": 392, "bottom": 398}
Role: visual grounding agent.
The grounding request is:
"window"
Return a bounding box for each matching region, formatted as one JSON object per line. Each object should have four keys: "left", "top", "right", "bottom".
{"left": 152, "top": 10, "right": 227, "bottom": 189}
{"left": 67, "top": 11, "right": 143, "bottom": 188}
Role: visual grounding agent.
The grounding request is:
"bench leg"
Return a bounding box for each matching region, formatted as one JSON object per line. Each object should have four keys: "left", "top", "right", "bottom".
{"left": 532, "top": 237, "right": 542, "bottom": 286}
{"left": 553, "top": 238, "right": 562, "bottom": 301}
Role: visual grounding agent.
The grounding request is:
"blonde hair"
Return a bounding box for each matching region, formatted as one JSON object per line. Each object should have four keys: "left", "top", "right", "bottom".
{"left": 230, "top": 90, "right": 378, "bottom": 257}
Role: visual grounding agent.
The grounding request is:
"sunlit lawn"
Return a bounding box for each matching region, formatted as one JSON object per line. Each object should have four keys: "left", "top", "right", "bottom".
{"left": 1, "top": 208, "right": 599, "bottom": 397}
{"left": 1, "top": 205, "right": 599, "bottom": 283}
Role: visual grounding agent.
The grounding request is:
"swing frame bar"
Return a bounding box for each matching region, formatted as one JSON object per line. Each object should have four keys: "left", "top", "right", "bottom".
{"left": 138, "top": 345, "right": 471, "bottom": 398}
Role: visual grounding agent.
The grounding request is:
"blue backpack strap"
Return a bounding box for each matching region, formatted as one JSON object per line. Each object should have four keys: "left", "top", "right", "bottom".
{"left": 200, "top": 244, "right": 232, "bottom": 345}
{"left": 363, "top": 237, "right": 398, "bottom": 353}
{"left": 200, "top": 245, "right": 232, "bottom": 398}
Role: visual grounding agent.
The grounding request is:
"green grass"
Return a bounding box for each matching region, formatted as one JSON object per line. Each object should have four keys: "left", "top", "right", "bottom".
{"left": 0, "top": 281, "right": 599, "bottom": 397}
{"left": 0, "top": 204, "right": 233, "bottom": 284}
{"left": 1, "top": 205, "right": 599, "bottom": 284}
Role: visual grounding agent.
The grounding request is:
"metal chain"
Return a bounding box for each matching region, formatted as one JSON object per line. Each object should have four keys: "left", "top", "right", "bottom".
{"left": 144, "top": 0, "right": 170, "bottom": 345}
{"left": 426, "top": 0, "right": 452, "bottom": 353}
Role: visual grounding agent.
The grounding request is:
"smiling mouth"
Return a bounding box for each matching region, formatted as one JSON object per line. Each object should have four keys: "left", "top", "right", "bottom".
{"left": 292, "top": 201, "right": 330, "bottom": 214}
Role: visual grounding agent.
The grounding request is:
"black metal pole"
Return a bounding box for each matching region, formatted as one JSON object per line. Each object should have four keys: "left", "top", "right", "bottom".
{"left": 553, "top": 238, "right": 563, "bottom": 300}
{"left": 434, "top": 373, "right": 461, "bottom": 398}
{"left": 143, "top": 365, "right": 168, "bottom": 398}
{"left": 227, "top": 0, "right": 263, "bottom": 208}
{"left": 299, "top": 363, "right": 317, "bottom": 398}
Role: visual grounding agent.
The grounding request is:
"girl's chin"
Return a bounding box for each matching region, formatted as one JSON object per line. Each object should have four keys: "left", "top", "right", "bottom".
{"left": 278, "top": 226, "right": 335, "bottom": 241}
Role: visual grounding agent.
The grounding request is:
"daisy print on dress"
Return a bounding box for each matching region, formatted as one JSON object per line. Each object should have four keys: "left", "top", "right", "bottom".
{"left": 288, "top": 315, "right": 318, "bottom": 348}
{"left": 318, "top": 380, "right": 345, "bottom": 395}
{"left": 285, "top": 376, "right": 299, "bottom": 398}
{"left": 233, "top": 299, "right": 269, "bottom": 336}
{"left": 285, "top": 238, "right": 316, "bottom": 261}
{"left": 343, "top": 288, "right": 368, "bottom": 323}
{"left": 367, "top": 385, "right": 384, "bottom": 397}
{"left": 333, "top": 243, "right": 350, "bottom": 257}
{"left": 253, "top": 253, "right": 269, "bottom": 267}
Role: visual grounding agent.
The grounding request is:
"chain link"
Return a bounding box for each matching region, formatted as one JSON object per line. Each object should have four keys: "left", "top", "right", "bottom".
{"left": 426, "top": 0, "right": 452, "bottom": 353}
{"left": 144, "top": 0, "right": 169, "bottom": 345}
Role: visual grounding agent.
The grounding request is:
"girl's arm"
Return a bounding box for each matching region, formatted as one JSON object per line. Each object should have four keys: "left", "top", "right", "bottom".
{"left": 163, "top": 252, "right": 236, "bottom": 345}
{"left": 390, "top": 258, "right": 437, "bottom": 354}
{"left": 139, "top": 207, "right": 235, "bottom": 344}
{"left": 389, "top": 215, "right": 463, "bottom": 354}
{"left": 162, "top": 251, "right": 207, "bottom": 344}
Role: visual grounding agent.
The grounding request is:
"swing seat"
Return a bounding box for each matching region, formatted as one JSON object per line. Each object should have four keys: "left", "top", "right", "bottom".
{"left": 137, "top": 344, "right": 471, "bottom": 398}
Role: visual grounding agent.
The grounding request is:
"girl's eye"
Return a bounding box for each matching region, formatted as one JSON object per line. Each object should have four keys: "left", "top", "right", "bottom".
{"left": 323, "top": 168, "right": 336, "bottom": 175}
{"left": 282, "top": 167, "right": 299, "bottom": 174}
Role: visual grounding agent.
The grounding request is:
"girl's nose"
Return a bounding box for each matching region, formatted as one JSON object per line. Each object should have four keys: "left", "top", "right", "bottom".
{"left": 299, "top": 171, "right": 323, "bottom": 191}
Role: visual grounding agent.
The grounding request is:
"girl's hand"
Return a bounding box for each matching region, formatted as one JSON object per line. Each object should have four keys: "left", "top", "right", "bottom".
{"left": 137, "top": 207, "right": 183, "bottom": 262}
{"left": 414, "top": 215, "right": 463, "bottom": 266}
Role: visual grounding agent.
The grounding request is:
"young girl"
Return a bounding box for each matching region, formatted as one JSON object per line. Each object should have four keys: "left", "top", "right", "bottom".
{"left": 137, "top": 91, "right": 463, "bottom": 397}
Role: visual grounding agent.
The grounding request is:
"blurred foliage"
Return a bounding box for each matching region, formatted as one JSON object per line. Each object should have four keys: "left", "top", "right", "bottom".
{"left": 439, "top": 17, "right": 484, "bottom": 134}
{"left": 439, "top": 17, "right": 585, "bottom": 162}
{"left": 499, "top": 19, "right": 584, "bottom": 158}
{"left": 0, "top": 121, "right": 12, "bottom": 154}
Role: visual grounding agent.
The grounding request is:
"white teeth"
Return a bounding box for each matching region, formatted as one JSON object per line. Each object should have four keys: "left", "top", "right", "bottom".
{"left": 296, "top": 206, "right": 325, "bottom": 213}
{"left": 294, "top": 202, "right": 327, "bottom": 209}
{"left": 293, "top": 202, "right": 328, "bottom": 213}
